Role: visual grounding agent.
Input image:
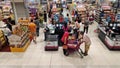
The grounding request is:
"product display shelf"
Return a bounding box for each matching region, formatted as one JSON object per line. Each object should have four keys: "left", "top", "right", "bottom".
{"left": 77, "top": 8, "right": 86, "bottom": 19}
{"left": 0, "top": 30, "right": 7, "bottom": 49}
{"left": 9, "top": 32, "right": 31, "bottom": 52}
{"left": 95, "top": 10, "right": 100, "bottom": 22}
{"left": 10, "top": 39, "right": 30, "bottom": 52}
{"left": 52, "top": 8, "right": 60, "bottom": 14}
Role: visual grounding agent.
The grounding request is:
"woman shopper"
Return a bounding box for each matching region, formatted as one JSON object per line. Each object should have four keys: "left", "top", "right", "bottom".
{"left": 61, "top": 31, "right": 69, "bottom": 56}
{"left": 62, "top": 22, "right": 69, "bottom": 32}
{"left": 78, "top": 31, "right": 91, "bottom": 56}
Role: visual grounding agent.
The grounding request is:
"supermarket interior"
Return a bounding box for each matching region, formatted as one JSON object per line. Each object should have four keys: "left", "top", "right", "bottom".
{"left": 0, "top": 0, "right": 120, "bottom": 68}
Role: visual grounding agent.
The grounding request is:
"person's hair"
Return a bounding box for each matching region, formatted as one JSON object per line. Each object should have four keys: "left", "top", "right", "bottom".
{"left": 80, "top": 31, "right": 84, "bottom": 35}
{"left": 67, "top": 13, "right": 69, "bottom": 17}
{"left": 51, "top": 18, "right": 54, "bottom": 25}
{"left": 31, "top": 19, "right": 33, "bottom": 22}
{"left": 64, "top": 22, "right": 67, "bottom": 28}
{"left": 69, "top": 21, "right": 71, "bottom": 24}
{"left": 35, "top": 17, "right": 38, "bottom": 20}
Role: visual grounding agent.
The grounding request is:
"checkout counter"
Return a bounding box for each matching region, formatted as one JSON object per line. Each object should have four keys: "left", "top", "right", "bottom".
{"left": 98, "top": 21, "right": 120, "bottom": 50}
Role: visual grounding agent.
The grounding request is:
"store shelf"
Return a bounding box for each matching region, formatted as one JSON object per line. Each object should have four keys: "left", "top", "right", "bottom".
{"left": 9, "top": 29, "right": 31, "bottom": 52}
{"left": 10, "top": 39, "right": 30, "bottom": 52}
{"left": 0, "top": 30, "right": 7, "bottom": 49}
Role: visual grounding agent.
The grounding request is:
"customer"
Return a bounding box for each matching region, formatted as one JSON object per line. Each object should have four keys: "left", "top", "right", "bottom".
{"left": 62, "top": 22, "right": 69, "bottom": 32}
{"left": 74, "top": 21, "right": 80, "bottom": 39}
{"left": 59, "top": 14, "right": 64, "bottom": 23}
{"left": 78, "top": 14, "right": 82, "bottom": 23}
{"left": 28, "top": 20, "right": 37, "bottom": 44}
{"left": 61, "top": 31, "right": 69, "bottom": 55}
{"left": 106, "top": 15, "right": 111, "bottom": 23}
{"left": 44, "top": 19, "right": 55, "bottom": 41}
{"left": 79, "top": 20, "right": 84, "bottom": 32}
{"left": 64, "top": 13, "right": 70, "bottom": 23}
{"left": 9, "top": 12, "right": 15, "bottom": 25}
{"left": 83, "top": 19, "right": 89, "bottom": 34}
{"left": 7, "top": 17, "right": 13, "bottom": 31}
{"left": 34, "top": 17, "right": 40, "bottom": 37}
{"left": 78, "top": 31, "right": 91, "bottom": 56}
{"left": 68, "top": 21, "right": 73, "bottom": 31}
{"left": 61, "top": 8, "right": 63, "bottom": 13}
{"left": 44, "top": 11, "right": 47, "bottom": 22}
{"left": 48, "top": 9, "right": 52, "bottom": 18}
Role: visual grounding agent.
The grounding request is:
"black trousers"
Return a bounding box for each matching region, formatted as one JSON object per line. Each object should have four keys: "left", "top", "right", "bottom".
{"left": 58, "top": 37, "right": 63, "bottom": 46}
{"left": 44, "top": 17, "right": 47, "bottom": 22}
{"left": 44, "top": 32, "right": 49, "bottom": 41}
{"left": 84, "top": 26, "right": 89, "bottom": 34}
{"left": 36, "top": 28, "right": 40, "bottom": 36}
{"left": 7, "top": 25, "right": 12, "bottom": 31}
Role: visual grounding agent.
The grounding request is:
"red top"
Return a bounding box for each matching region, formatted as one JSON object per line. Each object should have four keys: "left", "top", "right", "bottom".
{"left": 59, "top": 16, "right": 64, "bottom": 23}
{"left": 61, "top": 31, "right": 69, "bottom": 44}
{"left": 62, "top": 26, "right": 68, "bottom": 32}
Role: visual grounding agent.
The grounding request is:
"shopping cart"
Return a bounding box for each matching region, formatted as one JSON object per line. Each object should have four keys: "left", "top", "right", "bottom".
{"left": 65, "top": 39, "right": 84, "bottom": 58}
{"left": 45, "top": 34, "right": 59, "bottom": 51}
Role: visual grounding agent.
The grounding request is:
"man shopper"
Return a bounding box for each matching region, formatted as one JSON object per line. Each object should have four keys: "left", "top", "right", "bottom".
{"left": 28, "top": 20, "right": 37, "bottom": 44}
{"left": 34, "top": 17, "right": 40, "bottom": 37}
{"left": 78, "top": 31, "right": 91, "bottom": 56}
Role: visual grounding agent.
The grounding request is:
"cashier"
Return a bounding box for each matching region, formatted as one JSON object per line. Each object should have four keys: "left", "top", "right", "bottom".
{"left": 106, "top": 15, "right": 111, "bottom": 23}
{"left": 108, "top": 20, "right": 114, "bottom": 29}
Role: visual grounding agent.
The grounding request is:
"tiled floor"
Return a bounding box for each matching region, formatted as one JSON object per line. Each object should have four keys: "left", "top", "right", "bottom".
{"left": 0, "top": 9, "right": 120, "bottom": 68}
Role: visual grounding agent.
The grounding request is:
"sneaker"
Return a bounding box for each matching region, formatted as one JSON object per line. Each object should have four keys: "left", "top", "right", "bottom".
{"left": 84, "top": 53, "right": 88, "bottom": 56}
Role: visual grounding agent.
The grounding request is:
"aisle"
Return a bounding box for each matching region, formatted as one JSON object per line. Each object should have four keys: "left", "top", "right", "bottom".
{"left": 0, "top": 9, "right": 120, "bottom": 68}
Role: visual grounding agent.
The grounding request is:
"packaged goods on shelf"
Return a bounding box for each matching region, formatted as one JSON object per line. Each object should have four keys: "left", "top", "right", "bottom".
{"left": 0, "top": 30, "right": 7, "bottom": 49}
{"left": 9, "top": 31, "right": 30, "bottom": 52}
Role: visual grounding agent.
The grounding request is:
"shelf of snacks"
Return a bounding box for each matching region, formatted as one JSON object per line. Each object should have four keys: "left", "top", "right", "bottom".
{"left": 101, "top": 5, "right": 111, "bottom": 14}
{"left": 2, "top": 3, "right": 12, "bottom": 19}
{"left": 18, "top": 18, "right": 30, "bottom": 25}
{"left": 95, "top": 9, "right": 100, "bottom": 23}
{"left": 9, "top": 31, "right": 30, "bottom": 52}
{"left": 8, "top": 23, "right": 31, "bottom": 52}
{"left": 0, "top": 9, "right": 3, "bottom": 17}
{"left": 52, "top": 4, "right": 60, "bottom": 14}
{"left": 0, "top": 30, "right": 7, "bottom": 50}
